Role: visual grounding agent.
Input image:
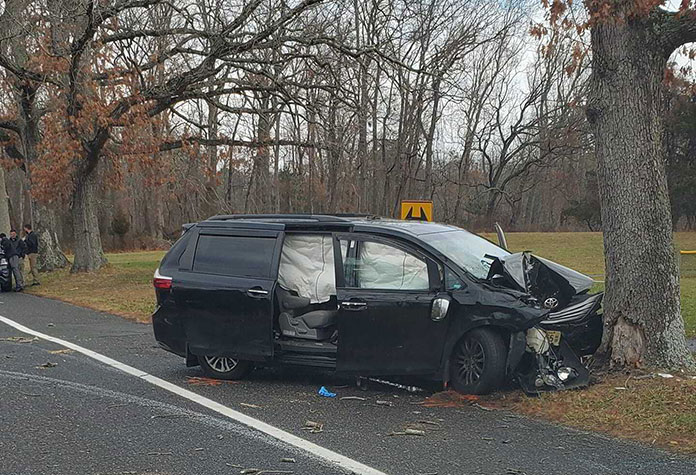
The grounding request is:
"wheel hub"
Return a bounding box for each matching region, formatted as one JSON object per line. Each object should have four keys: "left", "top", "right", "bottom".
{"left": 204, "top": 356, "right": 238, "bottom": 373}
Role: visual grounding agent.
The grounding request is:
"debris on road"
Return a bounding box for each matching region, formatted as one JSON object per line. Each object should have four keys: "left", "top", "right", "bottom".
{"left": 302, "top": 420, "right": 324, "bottom": 433}
{"left": 280, "top": 458, "right": 296, "bottom": 463}
{"left": 417, "top": 391, "right": 480, "bottom": 408}
{"left": 36, "top": 361, "right": 57, "bottom": 369}
{"left": 186, "top": 376, "right": 239, "bottom": 386}
{"left": 339, "top": 396, "right": 367, "bottom": 401}
{"left": 240, "top": 403, "right": 263, "bottom": 409}
{"left": 2, "top": 336, "right": 38, "bottom": 344}
{"left": 375, "top": 400, "right": 393, "bottom": 407}
{"left": 388, "top": 428, "right": 426, "bottom": 437}
{"left": 48, "top": 349, "right": 73, "bottom": 355}
{"left": 240, "top": 469, "right": 294, "bottom": 475}
{"left": 317, "top": 386, "right": 336, "bottom": 397}
{"left": 358, "top": 377, "right": 423, "bottom": 393}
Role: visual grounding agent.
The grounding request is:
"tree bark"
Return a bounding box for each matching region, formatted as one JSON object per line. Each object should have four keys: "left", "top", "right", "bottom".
{"left": 588, "top": 13, "right": 693, "bottom": 369}
{"left": 0, "top": 166, "right": 10, "bottom": 234}
{"left": 71, "top": 169, "right": 107, "bottom": 272}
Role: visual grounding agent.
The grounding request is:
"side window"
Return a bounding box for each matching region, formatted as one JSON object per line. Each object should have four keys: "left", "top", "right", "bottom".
{"left": 444, "top": 267, "right": 465, "bottom": 290}
{"left": 193, "top": 235, "right": 276, "bottom": 277}
{"left": 351, "top": 240, "right": 429, "bottom": 290}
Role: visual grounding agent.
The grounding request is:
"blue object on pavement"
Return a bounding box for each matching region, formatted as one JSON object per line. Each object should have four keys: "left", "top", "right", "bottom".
{"left": 318, "top": 386, "right": 336, "bottom": 397}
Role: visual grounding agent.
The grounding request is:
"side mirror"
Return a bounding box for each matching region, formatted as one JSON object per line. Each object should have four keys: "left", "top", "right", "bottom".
{"left": 431, "top": 297, "right": 450, "bottom": 321}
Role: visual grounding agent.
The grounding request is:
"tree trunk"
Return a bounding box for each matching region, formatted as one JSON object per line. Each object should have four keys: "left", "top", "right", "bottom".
{"left": 71, "top": 170, "right": 107, "bottom": 272}
{"left": 588, "top": 17, "right": 693, "bottom": 369}
{"left": 33, "top": 202, "right": 69, "bottom": 271}
{"left": 0, "top": 166, "right": 10, "bottom": 234}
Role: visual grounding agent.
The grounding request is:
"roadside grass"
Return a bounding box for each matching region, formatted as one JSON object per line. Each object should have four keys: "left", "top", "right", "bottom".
{"left": 25, "top": 250, "right": 165, "bottom": 322}
{"left": 486, "top": 372, "right": 696, "bottom": 455}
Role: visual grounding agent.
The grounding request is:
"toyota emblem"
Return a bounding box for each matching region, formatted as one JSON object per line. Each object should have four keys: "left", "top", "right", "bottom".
{"left": 543, "top": 297, "right": 559, "bottom": 309}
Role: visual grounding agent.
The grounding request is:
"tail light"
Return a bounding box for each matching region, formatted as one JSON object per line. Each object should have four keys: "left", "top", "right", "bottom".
{"left": 153, "top": 268, "right": 172, "bottom": 290}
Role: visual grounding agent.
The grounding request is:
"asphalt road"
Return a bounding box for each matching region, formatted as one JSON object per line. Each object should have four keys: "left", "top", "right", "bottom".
{"left": 1, "top": 293, "right": 695, "bottom": 475}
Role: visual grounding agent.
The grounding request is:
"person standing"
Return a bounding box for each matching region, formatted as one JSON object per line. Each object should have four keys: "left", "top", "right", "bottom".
{"left": 7, "top": 229, "right": 26, "bottom": 292}
{"left": 23, "top": 224, "right": 40, "bottom": 286}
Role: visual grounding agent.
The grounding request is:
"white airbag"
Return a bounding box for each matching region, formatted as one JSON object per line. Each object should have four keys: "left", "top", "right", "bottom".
{"left": 278, "top": 234, "right": 336, "bottom": 303}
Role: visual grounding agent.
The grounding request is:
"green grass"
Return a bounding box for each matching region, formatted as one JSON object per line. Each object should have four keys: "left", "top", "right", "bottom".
{"left": 25, "top": 250, "right": 165, "bottom": 322}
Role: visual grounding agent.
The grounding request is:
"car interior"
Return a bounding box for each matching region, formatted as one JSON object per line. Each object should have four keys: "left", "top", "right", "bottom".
{"left": 273, "top": 232, "right": 431, "bottom": 346}
{"left": 274, "top": 233, "right": 340, "bottom": 344}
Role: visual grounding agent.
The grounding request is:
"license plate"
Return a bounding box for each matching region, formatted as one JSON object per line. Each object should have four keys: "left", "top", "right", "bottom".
{"left": 546, "top": 330, "right": 562, "bottom": 346}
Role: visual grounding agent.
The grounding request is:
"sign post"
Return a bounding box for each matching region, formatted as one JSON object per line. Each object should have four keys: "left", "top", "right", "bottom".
{"left": 400, "top": 200, "right": 433, "bottom": 222}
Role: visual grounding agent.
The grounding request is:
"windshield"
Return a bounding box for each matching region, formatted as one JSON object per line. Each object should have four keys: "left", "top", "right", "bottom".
{"left": 421, "top": 230, "right": 510, "bottom": 279}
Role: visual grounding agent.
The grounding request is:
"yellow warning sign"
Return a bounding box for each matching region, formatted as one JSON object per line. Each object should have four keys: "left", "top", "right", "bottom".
{"left": 400, "top": 200, "right": 433, "bottom": 222}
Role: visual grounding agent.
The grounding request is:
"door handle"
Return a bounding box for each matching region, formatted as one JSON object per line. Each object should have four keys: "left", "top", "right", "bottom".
{"left": 341, "top": 301, "right": 367, "bottom": 311}
{"left": 247, "top": 288, "right": 269, "bottom": 297}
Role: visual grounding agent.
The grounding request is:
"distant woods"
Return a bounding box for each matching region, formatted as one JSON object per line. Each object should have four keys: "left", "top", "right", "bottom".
{"left": 0, "top": 0, "right": 694, "bottom": 264}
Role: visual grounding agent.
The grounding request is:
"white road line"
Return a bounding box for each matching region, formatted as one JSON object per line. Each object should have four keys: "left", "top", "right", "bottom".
{"left": 0, "top": 314, "right": 386, "bottom": 475}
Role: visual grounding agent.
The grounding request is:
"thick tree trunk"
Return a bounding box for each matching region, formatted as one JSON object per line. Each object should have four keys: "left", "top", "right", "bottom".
{"left": 588, "top": 17, "right": 693, "bottom": 369}
{"left": 32, "top": 202, "right": 69, "bottom": 271}
{"left": 71, "top": 170, "right": 107, "bottom": 272}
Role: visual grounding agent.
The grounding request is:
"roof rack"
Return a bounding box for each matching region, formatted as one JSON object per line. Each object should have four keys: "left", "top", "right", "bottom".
{"left": 207, "top": 213, "right": 377, "bottom": 223}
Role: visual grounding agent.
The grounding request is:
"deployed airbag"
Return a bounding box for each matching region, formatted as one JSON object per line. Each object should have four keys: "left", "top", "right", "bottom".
{"left": 358, "top": 241, "right": 429, "bottom": 290}
{"left": 278, "top": 234, "right": 336, "bottom": 303}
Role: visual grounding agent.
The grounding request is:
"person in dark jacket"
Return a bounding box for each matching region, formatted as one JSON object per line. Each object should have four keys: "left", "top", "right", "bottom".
{"left": 7, "top": 229, "right": 26, "bottom": 291}
{"left": 23, "top": 224, "right": 40, "bottom": 286}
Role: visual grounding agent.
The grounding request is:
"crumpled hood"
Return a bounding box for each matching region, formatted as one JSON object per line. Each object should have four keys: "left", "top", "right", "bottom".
{"left": 487, "top": 252, "right": 594, "bottom": 308}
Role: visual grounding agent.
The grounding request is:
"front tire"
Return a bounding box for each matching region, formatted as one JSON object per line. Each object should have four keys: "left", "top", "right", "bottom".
{"left": 198, "top": 355, "right": 252, "bottom": 380}
{"left": 450, "top": 328, "right": 507, "bottom": 395}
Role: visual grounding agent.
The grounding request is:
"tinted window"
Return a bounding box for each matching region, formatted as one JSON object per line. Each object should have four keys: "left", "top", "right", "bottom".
{"left": 193, "top": 235, "right": 276, "bottom": 277}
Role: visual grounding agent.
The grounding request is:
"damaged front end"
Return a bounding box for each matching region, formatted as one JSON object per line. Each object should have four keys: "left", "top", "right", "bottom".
{"left": 487, "top": 252, "right": 604, "bottom": 394}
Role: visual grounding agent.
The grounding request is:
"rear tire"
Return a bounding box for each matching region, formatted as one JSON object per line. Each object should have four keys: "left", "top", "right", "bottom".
{"left": 450, "top": 328, "right": 507, "bottom": 395}
{"left": 198, "top": 355, "right": 252, "bottom": 380}
{"left": 1, "top": 280, "right": 11, "bottom": 293}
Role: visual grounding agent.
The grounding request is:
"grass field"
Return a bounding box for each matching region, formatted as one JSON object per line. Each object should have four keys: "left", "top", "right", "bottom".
{"left": 22, "top": 231, "right": 696, "bottom": 454}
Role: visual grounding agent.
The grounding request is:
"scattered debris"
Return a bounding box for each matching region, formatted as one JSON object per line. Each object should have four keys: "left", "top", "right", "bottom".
{"left": 614, "top": 387, "right": 628, "bottom": 390}
{"left": 657, "top": 373, "right": 674, "bottom": 379}
{"left": 240, "top": 403, "right": 263, "bottom": 409}
{"left": 186, "top": 376, "right": 239, "bottom": 386}
{"left": 360, "top": 377, "right": 423, "bottom": 393}
{"left": 418, "top": 391, "right": 479, "bottom": 408}
{"left": 240, "top": 469, "right": 294, "bottom": 475}
{"left": 47, "top": 323, "right": 55, "bottom": 327}
{"left": 49, "top": 349, "right": 73, "bottom": 355}
{"left": 417, "top": 420, "right": 440, "bottom": 426}
{"left": 481, "top": 437, "right": 494, "bottom": 441}
{"left": 2, "top": 336, "right": 38, "bottom": 344}
{"left": 302, "top": 420, "right": 324, "bottom": 433}
{"left": 280, "top": 458, "right": 296, "bottom": 463}
{"left": 318, "top": 386, "right": 336, "bottom": 398}
{"left": 37, "top": 362, "right": 57, "bottom": 369}
{"left": 473, "top": 403, "right": 494, "bottom": 411}
{"left": 194, "top": 447, "right": 204, "bottom": 451}
{"left": 375, "top": 400, "right": 393, "bottom": 407}
{"left": 339, "top": 396, "right": 367, "bottom": 401}
{"left": 388, "top": 428, "right": 426, "bottom": 437}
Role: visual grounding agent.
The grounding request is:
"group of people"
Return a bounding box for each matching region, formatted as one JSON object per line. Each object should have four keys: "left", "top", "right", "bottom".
{"left": 0, "top": 224, "right": 40, "bottom": 292}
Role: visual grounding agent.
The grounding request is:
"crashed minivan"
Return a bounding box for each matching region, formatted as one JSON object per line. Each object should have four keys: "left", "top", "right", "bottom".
{"left": 152, "top": 215, "right": 603, "bottom": 395}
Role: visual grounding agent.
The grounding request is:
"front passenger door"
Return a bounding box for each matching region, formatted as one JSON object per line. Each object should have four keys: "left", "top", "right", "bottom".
{"left": 335, "top": 235, "right": 450, "bottom": 375}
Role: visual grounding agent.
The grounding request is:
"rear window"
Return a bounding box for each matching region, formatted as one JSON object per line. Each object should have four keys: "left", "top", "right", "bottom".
{"left": 193, "top": 235, "right": 276, "bottom": 278}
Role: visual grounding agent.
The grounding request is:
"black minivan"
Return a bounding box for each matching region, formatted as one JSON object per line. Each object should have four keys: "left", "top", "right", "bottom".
{"left": 153, "top": 214, "right": 603, "bottom": 394}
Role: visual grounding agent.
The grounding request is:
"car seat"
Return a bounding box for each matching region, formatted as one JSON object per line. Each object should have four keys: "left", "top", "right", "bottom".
{"left": 277, "top": 287, "right": 337, "bottom": 340}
